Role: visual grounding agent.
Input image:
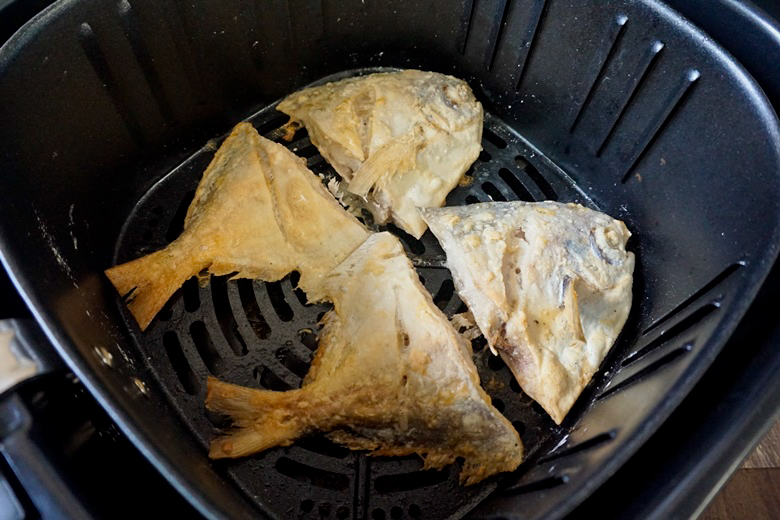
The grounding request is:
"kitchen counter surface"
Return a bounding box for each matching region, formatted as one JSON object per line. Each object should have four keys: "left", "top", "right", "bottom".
{"left": 701, "top": 419, "right": 780, "bottom": 519}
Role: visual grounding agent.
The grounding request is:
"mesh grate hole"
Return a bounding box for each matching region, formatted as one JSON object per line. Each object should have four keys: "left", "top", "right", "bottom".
{"left": 472, "top": 336, "right": 487, "bottom": 352}
{"left": 157, "top": 298, "right": 174, "bottom": 321}
{"left": 532, "top": 401, "right": 547, "bottom": 415}
{"left": 211, "top": 276, "right": 248, "bottom": 355}
{"left": 522, "top": 160, "right": 558, "bottom": 201}
{"left": 387, "top": 223, "right": 425, "bottom": 255}
{"left": 282, "top": 126, "right": 309, "bottom": 146}
{"left": 510, "top": 378, "right": 522, "bottom": 393}
{"left": 598, "top": 345, "right": 692, "bottom": 400}
{"left": 275, "top": 457, "right": 349, "bottom": 491}
{"left": 183, "top": 277, "right": 200, "bottom": 312}
{"left": 255, "top": 366, "right": 292, "bottom": 391}
{"left": 433, "top": 279, "right": 455, "bottom": 309}
{"left": 537, "top": 431, "right": 616, "bottom": 464}
{"left": 190, "top": 321, "right": 224, "bottom": 375}
{"left": 166, "top": 189, "right": 195, "bottom": 242}
{"left": 499, "top": 168, "right": 534, "bottom": 201}
{"left": 162, "top": 331, "right": 199, "bottom": 395}
{"left": 504, "top": 475, "right": 569, "bottom": 495}
{"left": 298, "top": 328, "right": 319, "bottom": 351}
{"left": 257, "top": 114, "right": 289, "bottom": 136}
{"left": 465, "top": 195, "right": 481, "bottom": 205}
{"left": 275, "top": 346, "right": 310, "bottom": 379}
{"left": 336, "top": 506, "right": 350, "bottom": 519}
{"left": 266, "top": 281, "right": 294, "bottom": 321}
{"left": 512, "top": 420, "right": 526, "bottom": 436}
{"left": 482, "top": 181, "right": 507, "bottom": 202}
{"left": 643, "top": 263, "right": 741, "bottom": 335}
{"left": 296, "top": 435, "right": 350, "bottom": 459}
{"left": 289, "top": 272, "right": 311, "bottom": 307}
{"left": 484, "top": 128, "right": 508, "bottom": 149}
{"left": 375, "top": 467, "right": 450, "bottom": 493}
{"left": 492, "top": 397, "right": 505, "bottom": 413}
{"left": 390, "top": 506, "right": 403, "bottom": 519}
{"left": 295, "top": 144, "right": 320, "bottom": 159}
{"left": 301, "top": 499, "right": 315, "bottom": 513}
{"left": 318, "top": 502, "right": 331, "bottom": 517}
{"left": 623, "top": 304, "right": 717, "bottom": 367}
{"left": 237, "top": 279, "right": 271, "bottom": 339}
{"left": 487, "top": 354, "right": 505, "bottom": 371}
{"left": 372, "top": 509, "right": 386, "bottom": 520}
{"left": 479, "top": 150, "right": 492, "bottom": 162}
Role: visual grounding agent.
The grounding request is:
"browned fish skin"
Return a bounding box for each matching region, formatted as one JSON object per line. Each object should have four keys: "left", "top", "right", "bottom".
{"left": 105, "top": 123, "right": 368, "bottom": 330}
{"left": 206, "top": 233, "right": 523, "bottom": 485}
{"left": 422, "top": 202, "right": 634, "bottom": 424}
{"left": 277, "top": 70, "right": 483, "bottom": 239}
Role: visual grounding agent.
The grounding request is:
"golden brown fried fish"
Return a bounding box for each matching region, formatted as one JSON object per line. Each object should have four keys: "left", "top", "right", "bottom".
{"left": 105, "top": 123, "right": 368, "bottom": 330}
{"left": 421, "top": 202, "right": 634, "bottom": 424}
{"left": 277, "top": 70, "right": 483, "bottom": 238}
{"left": 206, "top": 232, "right": 523, "bottom": 485}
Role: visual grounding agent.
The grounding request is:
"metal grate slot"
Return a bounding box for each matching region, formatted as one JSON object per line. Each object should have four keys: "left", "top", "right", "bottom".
{"left": 432, "top": 279, "right": 455, "bottom": 310}
{"left": 189, "top": 320, "right": 224, "bottom": 376}
{"left": 624, "top": 302, "right": 718, "bottom": 367}
{"left": 255, "top": 365, "right": 293, "bottom": 391}
{"left": 275, "top": 345, "right": 311, "bottom": 379}
{"left": 598, "top": 344, "right": 692, "bottom": 401}
{"left": 482, "top": 181, "right": 508, "bottom": 201}
{"left": 162, "top": 331, "right": 200, "bottom": 395}
{"left": 498, "top": 167, "right": 534, "bottom": 201}
{"left": 275, "top": 457, "right": 350, "bottom": 491}
{"left": 236, "top": 279, "right": 271, "bottom": 340}
{"left": 537, "top": 430, "right": 617, "bottom": 465}
{"left": 265, "top": 281, "right": 294, "bottom": 322}
{"left": 211, "top": 276, "right": 248, "bottom": 356}
{"left": 374, "top": 468, "right": 450, "bottom": 493}
{"left": 503, "top": 475, "right": 569, "bottom": 496}
{"left": 643, "top": 262, "right": 742, "bottom": 335}
{"left": 483, "top": 128, "right": 508, "bottom": 149}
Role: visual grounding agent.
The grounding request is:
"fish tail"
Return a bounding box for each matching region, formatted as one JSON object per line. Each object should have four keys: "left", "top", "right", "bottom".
{"left": 206, "top": 377, "right": 306, "bottom": 458}
{"left": 105, "top": 246, "right": 203, "bottom": 331}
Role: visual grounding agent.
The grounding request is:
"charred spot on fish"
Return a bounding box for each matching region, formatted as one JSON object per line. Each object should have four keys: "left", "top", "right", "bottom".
{"left": 403, "top": 333, "right": 410, "bottom": 346}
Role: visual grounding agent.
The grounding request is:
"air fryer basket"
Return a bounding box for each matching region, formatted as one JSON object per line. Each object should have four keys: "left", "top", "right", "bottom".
{"left": 0, "top": 1, "right": 779, "bottom": 519}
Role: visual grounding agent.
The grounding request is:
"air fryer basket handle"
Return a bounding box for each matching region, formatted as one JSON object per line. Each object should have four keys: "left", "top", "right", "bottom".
{"left": 0, "top": 394, "right": 95, "bottom": 519}
{"left": 0, "top": 319, "right": 64, "bottom": 395}
{"left": 0, "top": 319, "right": 90, "bottom": 518}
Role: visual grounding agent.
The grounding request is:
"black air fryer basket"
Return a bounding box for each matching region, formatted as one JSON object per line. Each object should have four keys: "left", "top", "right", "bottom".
{"left": 0, "top": 1, "right": 779, "bottom": 519}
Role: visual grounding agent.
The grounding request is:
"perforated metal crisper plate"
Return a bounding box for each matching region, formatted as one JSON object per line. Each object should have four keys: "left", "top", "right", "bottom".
{"left": 113, "top": 71, "right": 593, "bottom": 520}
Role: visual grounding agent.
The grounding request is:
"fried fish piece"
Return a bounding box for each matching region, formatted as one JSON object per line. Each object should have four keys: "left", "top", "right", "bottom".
{"left": 421, "top": 202, "right": 634, "bottom": 424}
{"left": 206, "top": 232, "right": 523, "bottom": 485}
{"left": 277, "top": 70, "right": 483, "bottom": 238}
{"left": 105, "top": 123, "right": 368, "bottom": 330}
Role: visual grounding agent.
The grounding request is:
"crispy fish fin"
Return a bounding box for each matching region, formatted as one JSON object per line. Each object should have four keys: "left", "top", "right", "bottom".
{"left": 206, "top": 377, "right": 306, "bottom": 458}
{"left": 105, "top": 245, "right": 207, "bottom": 331}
